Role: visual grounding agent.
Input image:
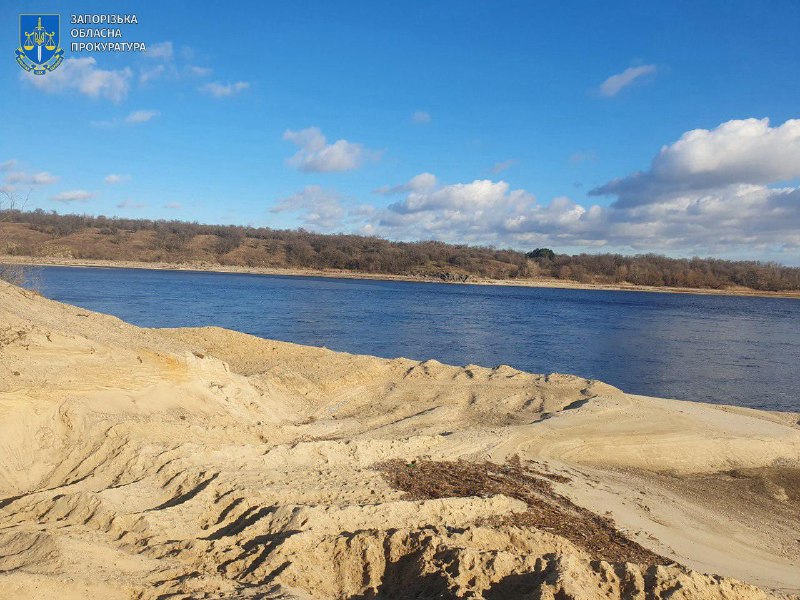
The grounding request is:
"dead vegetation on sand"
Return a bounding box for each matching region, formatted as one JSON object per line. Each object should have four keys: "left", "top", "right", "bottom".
{"left": 375, "top": 457, "right": 669, "bottom": 566}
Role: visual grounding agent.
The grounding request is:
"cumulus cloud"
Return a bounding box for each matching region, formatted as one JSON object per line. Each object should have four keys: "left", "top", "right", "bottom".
{"left": 375, "top": 172, "right": 437, "bottom": 195}
{"left": 387, "top": 179, "right": 528, "bottom": 215}
{"left": 283, "top": 127, "right": 378, "bottom": 173}
{"left": 52, "top": 190, "right": 93, "bottom": 203}
{"left": 363, "top": 118, "right": 800, "bottom": 258}
{"left": 124, "top": 110, "right": 160, "bottom": 124}
{"left": 367, "top": 178, "right": 547, "bottom": 243}
{"left": 105, "top": 173, "right": 131, "bottom": 184}
{"left": 578, "top": 184, "right": 800, "bottom": 256}
{"left": 411, "top": 110, "right": 431, "bottom": 124}
{"left": 0, "top": 160, "right": 17, "bottom": 172}
{"left": 591, "top": 118, "right": 800, "bottom": 207}
{"left": 577, "top": 117, "right": 800, "bottom": 255}
{"left": 553, "top": 117, "right": 800, "bottom": 255}
{"left": 22, "top": 57, "right": 132, "bottom": 102}
{"left": 200, "top": 81, "right": 250, "bottom": 98}
{"left": 365, "top": 180, "right": 602, "bottom": 249}
{"left": 271, "top": 186, "right": 346, "bottom": 230}
{"left": 598, "top": 64, "right": 657, "bottom": 97}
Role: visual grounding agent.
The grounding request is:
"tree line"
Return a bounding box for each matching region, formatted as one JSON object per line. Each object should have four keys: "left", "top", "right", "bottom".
{"left": 1, "top": 208, "right": 799, "bottom": 291}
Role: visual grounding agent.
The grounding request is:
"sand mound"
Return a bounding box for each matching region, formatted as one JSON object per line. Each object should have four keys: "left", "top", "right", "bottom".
{"left": 0, "top": 281, "right": 798, "bottom": 599}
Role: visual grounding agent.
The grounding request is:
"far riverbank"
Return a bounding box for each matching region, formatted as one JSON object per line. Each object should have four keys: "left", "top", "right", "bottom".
{"left": 4, "top": 255, "right": 800, "bottom": 299}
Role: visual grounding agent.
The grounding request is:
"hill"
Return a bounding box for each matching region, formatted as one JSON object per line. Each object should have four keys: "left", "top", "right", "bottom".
{"left": 2, "top": 209, "right": 800, "bottom": 292}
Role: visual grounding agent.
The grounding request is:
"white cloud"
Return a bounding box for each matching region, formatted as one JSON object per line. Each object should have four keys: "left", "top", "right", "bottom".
{"left": 366, "top": 178, "right": 544, "bottom": 243}
{"left": 283, "top": 127, "right": 377, "bottom": 173}
{"left": 598, "top": 64, "right": 657, "bottom": 97}
{"left": 164, "top": 202, "right": 182, "bottom": 209}
{"left": 29, "top": 172, "right": 58, "bottom": 185}
{"left": 105, "top": 173, "right": 131, "bottom": 184}
{"left": 567, "top": 117, "right": 800, "bottom": 256}
{"left": 359, "top": 180, "right": 590, "bottom": 251}
{"left": 585, "top": 184, "right": 800, "bottom": 255}
{"left": 591, "top": 118, "right": 800, "bottom": 207}
{"left": 491, "top": 159, "right": 518, "bottom": 174}
{"left": 361, "top": 139, "right": 800, "bottom": 257}
{"left": 358, "top": 174, "right": 575, "bottom": 243}
{"left": 1, "top": 161, "right": 58, "bottom": 193}
{"left": 5, "top": 171, "right": 58, "bottom": 186}
{"left": 52, "top": 190, "right": 93, "bottom": 203}
{"left": 22, "top": 57, "right": 132, "bottom": 102}
{"left": 200, "top": 81, "right": 250, "bottom": 98}
{"left": 124, "top": 110, "right": 160, "bottom": 124}
{"left": 411, "top": 110, "right": 431, "bottom": 124}
{"left": 375, "top": 172, "right": 437, "bottom": 195}
{"left": 391, "top": 180, "right": 529, "bottom": 214}
{"left": 146, "top": 41, "right": 174, "bottom": 61}
{"left": 271, "top": 185, "right": 346, "bottom": 230}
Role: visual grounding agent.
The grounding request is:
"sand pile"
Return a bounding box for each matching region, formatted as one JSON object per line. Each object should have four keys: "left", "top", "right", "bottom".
{"left": 0, "top": 280, "right": 798, "bottom": 599}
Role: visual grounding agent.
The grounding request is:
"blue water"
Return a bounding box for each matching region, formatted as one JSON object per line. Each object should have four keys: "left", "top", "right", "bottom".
{"left": 32, "top": 266, "right": 800, "bottom": 412}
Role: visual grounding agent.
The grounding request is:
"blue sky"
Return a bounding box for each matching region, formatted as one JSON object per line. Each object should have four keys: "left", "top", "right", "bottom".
{"left": 1, "top": 1, "right": 799, "bottom": 263}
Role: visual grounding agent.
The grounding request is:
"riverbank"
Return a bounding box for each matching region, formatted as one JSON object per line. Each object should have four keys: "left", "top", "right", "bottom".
{"left": 4, "top": 255, "right": 800, "bottom": 299}
{"left": 1, "top": 280, "right": 798, "bottom": 598}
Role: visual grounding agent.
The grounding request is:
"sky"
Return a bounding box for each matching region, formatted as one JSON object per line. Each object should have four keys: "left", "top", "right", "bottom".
{"left": 1, "top": 1, "right": 799, "bottom": 264}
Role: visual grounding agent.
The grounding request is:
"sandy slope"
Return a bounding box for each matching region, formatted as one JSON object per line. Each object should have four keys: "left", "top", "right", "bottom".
{"left": 0, "top": 280, "right": 798, "bottom": 599}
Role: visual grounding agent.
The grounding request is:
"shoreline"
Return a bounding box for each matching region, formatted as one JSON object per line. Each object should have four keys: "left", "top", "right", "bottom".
{"left": 5, "top": 254, "right": 800, "bottom": 299}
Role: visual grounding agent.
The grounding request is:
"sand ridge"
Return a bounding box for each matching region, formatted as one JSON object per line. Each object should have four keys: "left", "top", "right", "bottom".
{"left": 0, "top": 280, "right": 798, "bottom": 599}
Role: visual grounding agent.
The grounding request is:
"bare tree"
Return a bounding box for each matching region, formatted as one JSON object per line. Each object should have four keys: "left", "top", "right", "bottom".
{"left": 1, "top": 206, "right": 799, "bottom": 291}
{"left": 0, "top": 189, "right": 29, "bottom": 285}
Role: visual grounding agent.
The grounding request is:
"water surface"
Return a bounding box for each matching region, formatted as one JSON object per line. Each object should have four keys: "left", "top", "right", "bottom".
{"left": 33, "top": 266, "right": 800, "bottom": 412}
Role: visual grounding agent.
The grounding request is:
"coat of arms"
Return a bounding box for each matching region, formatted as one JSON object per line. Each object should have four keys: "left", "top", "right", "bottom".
{"left": 17, "top": 14, "right": 64, "bottom": 74}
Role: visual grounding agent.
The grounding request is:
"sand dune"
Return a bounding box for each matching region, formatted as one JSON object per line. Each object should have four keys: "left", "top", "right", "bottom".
{"left": 0, "top": 280, "right": 798, "bottom": 599}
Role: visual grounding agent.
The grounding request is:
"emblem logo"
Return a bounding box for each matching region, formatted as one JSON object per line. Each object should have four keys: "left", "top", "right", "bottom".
{"left": 17, "top": 14, "right": 64, "bottom": 74}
